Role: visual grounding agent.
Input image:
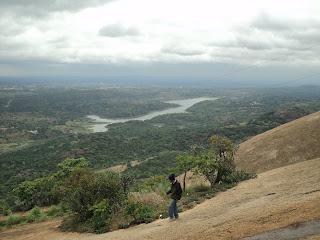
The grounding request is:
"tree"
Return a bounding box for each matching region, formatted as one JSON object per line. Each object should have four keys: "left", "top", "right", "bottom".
{"left": 195, "top": 135, "right": 236, "bottom": 187}
{"left": 210, "top": 135, "right": 236, "bottom": 160}
{"left": 13, "top": 175, "right": 57, "bottom": 210}
{"left": 55, "top": 157, "right": 90, "bottom": 179}
{"left": 13, "top": 157, "right": 90, "bottom": 210}
{"left": 176, "top": 154, "right": 197, "bottom": 191}
{"left": 120, "top": 174, "right": 134, "bottom": 194}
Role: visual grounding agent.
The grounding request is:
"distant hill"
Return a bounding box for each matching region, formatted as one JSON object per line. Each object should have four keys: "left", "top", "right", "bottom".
{"left": 235, "top": 111, "right": 320, "bottom": 173}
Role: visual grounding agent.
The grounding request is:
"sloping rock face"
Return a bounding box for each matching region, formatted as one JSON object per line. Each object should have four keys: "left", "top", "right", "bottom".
{"left": 236, "top": 111, "right": 320, "bottom": 173}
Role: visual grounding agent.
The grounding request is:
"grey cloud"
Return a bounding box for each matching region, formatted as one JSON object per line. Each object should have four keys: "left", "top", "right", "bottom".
{"left": 211, "top": 13, "right": 320, "bottom": 56}
{"left": 161, "top": 45, "right": 205, "bottom": 56}
{"left": 211, "top": 37, "right": 273, "bottom": 50}
{"left": 99, "top": 24, "right": 140, "bottom": 37}
{"left": 251, "top": 14, "right": 320, "bottom": 52}
{"left": 251, "top": 13, "right": 292, "bottom": 31}
{"left": 0, "top": 0, "right": 116, "bottom": 18}
{"left": 251, "top": 12, "right": 320, "bottom": 33}
{"left": 285, "top": 30, "right": 320, "bottom": 47}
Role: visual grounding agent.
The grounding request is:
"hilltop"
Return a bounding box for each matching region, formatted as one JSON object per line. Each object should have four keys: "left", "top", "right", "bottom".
{"left": 236, "top": 111, "right": 320, "bottom": 173}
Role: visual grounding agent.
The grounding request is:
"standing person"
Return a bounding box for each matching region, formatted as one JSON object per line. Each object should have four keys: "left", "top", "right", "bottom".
{"left": 166, "top": 173, "right": 182, "bottom": 220}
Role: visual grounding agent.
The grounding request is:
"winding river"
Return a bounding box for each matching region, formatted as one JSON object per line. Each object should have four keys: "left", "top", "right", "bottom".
{"left": 87, "top": 97, "right": 217, "bottom": 132}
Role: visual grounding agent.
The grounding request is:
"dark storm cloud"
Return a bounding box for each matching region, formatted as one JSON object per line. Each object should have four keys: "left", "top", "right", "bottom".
{"left": 98, "top": 24, "right": 140, "bottom": 37}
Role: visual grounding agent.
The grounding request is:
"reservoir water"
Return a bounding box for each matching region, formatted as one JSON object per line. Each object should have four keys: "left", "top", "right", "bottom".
{"left": 87, "top": 97, "right": 217, "bottom": 132}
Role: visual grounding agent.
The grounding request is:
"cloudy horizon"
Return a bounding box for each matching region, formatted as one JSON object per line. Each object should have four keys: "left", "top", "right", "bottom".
{"left": 0, "top": 0, "right": 319, "bottom": 85}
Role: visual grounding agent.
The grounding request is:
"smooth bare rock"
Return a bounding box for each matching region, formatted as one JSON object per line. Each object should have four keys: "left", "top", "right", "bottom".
{"left": 236, "top": 111, "right": 320, "bottom": 173}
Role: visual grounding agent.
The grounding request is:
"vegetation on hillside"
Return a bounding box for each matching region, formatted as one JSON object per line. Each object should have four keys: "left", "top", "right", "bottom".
{"left": 0, "top": 135, "right": 255, "bottom": 233}
{"left": 1, "top": 86, "right": 320, "bottom": 211}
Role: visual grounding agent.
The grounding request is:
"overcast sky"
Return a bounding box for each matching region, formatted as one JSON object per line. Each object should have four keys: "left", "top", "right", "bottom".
{"left": 0, "top": 0, "right": 319, "bottom": 85}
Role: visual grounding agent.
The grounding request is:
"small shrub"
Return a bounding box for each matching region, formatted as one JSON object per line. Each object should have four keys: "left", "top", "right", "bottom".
{"left": 0, "top": 200, "right": 12, "bottom": 216}
{"left": 131, "top": 192, "right": 165, "bottom": 206}
{"left": 47, "top": 205, "right": 64, "bottom": 217}
{"left": 60, "top": 216, "right": 90, "bottom": 233}
{"left": 138, "top": 176, "right": 170, "bottom": 196}
{"left": 191, "top": 184, "right": 211, "bottom": 193}
{"left": 26, "top": 206, "right": 46, "bottom": 223}
{"left": 5, "top": 214, "right": 25, "bottom": 226}
{"left": 224, "top": 170, "right": 257, "bottom": 184}
{"left": 118, "top": 223, "right": 130, "bottom": 229}
{"left": 3, "top": 208, "right": 12, "bottom": 216}
{"left": 125, "top": 201, "right": 155, "bottom": 224}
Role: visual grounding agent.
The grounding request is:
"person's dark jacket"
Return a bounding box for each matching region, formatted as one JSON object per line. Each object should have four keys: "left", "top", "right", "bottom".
{"left": 166, "top": 180, "right": 182, "bottom": 200}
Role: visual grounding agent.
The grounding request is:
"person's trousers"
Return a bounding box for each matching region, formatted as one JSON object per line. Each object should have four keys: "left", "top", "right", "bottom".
{"left": 168, "top": 199, "right": 179, "bottom": 219}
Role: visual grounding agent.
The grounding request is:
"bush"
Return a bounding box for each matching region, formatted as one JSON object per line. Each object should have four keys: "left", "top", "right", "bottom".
{"left": 13, "top": 176, "right": 58, "bottom": 211}
{"left": 26, "top": 206, "right": 46, "bottom": 223}
{"left": 125, "top": 200, "right": 155, "bottom": 224}
{"left": 60, "top": 169, "right": 125, "bottom": 233}
{"left": 131, "top": 192, "right": 166, "bottom": 206}
{"left": 191, "top": 184, "right": 211, "bottom": 193}
{"left": 5, "top": 214, "right": 25, "bottom": 226}
{"left": 224, "top": 170, "right": 257, "bottom": 184}
{"left": 89, "top": 200, "right": 112, "bottom": 233}
{"left": 138, "top": 176, "right": 170, "bottom": 196}
{"left": 0, "top": 200, "right": 12, "bottom": 216}
{"left": 13, "top": 158, "right": 89, "bottom": 211}
{"left": 47, "top": 205, "right": 64, "bottom": 217}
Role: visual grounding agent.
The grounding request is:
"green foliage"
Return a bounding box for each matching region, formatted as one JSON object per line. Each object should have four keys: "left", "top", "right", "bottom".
{"left": 26, "top": 206, "right": 46, "bottom": 223}
{"left": 195, "top": 151, "right": 220, "bottom": 187}
{"left": 5, "top": 214, "right": 25, "bottom": 226}
{"left": 0, "top": 200, "right": 12, "bottom": 216}
{"left": 191, "top": 184, "right": 211, "bottom": 193}
{"left": 210, "top": 135, "right": 237, "bottom": 159}
{"left": 137, "top": 175, "right": 170, "bottom": 196}
{"left": 176, "top": 154, "right": 197, "bottom": 172}
{"left": 125, "top": 200, "right": 155, "bottom": 224}
{"left": 125, "top": 151, "right": 181, "bottom": 179}
{"left": 56, "top": 157, "right": 90, "bottom": 178}
{"left": 46, "top": 205, "right": 65, "bottom": 217}
{"left": 13, "top": 176, "right": 58, "bottom": 210}
{"left": 192, "top": 135, "right": 253, "bottom": 188}
{"left": 12, "top": 157, "right": 90, "bottom": 211}
{"left": 120, "top": 174, "right": 135, "bottom": 194}
{"left": 89, "top": 200, "right": 112, "bottom": 233}
{"left": 176, "top": 153, "right": 197, "bottom": 191}
{"left": 224, "top": 170, "right": 257, "bottom": 184}
{"left": 1, "top": 86, "right": 320, "bottom": 208}
{"left": 60, "top": 168, "right": 125, "bottom": 232}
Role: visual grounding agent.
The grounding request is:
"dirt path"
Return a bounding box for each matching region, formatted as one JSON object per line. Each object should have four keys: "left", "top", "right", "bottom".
{"left": 1, "top": 158, "right": 319, "bottom": 240}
